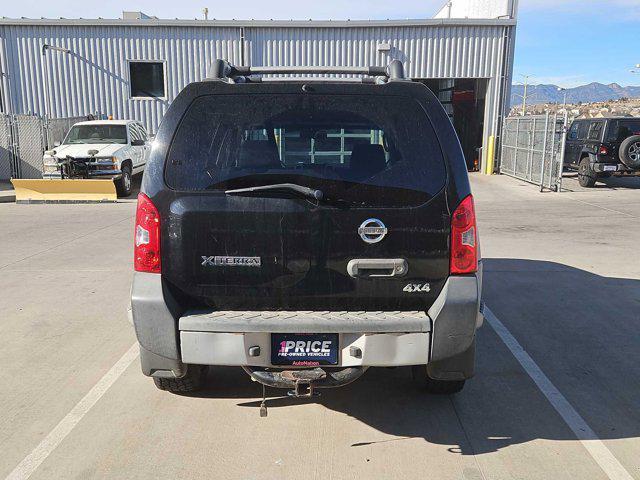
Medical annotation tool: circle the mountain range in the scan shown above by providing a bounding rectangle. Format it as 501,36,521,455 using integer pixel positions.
509,82,640,106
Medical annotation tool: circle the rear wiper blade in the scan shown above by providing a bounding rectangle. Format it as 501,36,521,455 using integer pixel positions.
225,183,324,201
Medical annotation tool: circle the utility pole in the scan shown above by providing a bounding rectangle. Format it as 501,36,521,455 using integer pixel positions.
41,44,71,148
520,74,532,116
510,74,534,116
557,87,567,111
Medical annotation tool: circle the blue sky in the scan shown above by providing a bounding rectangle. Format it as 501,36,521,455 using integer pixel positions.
2,0,639,88
514,0,640,87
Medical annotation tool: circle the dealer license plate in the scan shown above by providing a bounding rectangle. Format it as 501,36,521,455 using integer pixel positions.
271,333,339,366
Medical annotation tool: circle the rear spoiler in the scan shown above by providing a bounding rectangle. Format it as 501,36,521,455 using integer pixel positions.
206,59,407,83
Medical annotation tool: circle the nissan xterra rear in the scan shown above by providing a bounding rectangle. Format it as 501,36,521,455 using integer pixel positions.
131,60,483,409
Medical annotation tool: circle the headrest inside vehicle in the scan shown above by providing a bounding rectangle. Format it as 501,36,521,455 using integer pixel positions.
349,144,386,178
238,140,281,169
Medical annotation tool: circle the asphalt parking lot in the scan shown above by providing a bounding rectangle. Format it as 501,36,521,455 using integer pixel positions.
0,174,638,480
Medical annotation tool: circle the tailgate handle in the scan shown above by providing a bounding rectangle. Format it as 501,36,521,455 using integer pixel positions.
347,259,408,278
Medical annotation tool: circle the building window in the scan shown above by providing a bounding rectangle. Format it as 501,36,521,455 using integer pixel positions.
129,61,165,98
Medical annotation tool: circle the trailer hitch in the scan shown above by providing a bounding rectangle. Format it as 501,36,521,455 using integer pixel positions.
242,366,368,417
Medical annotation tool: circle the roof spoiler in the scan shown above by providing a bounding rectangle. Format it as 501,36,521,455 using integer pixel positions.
206,59,407,82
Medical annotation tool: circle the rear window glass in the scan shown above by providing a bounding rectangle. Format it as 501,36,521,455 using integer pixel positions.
165,94,446,207
607,120,640,142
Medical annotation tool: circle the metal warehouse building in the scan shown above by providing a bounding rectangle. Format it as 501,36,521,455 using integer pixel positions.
0,0,518,174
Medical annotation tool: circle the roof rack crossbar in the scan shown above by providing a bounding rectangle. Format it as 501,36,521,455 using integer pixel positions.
206,59,406,81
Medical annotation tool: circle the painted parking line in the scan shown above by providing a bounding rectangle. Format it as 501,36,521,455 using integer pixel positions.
4,343,139,480
484,306,634,480
5,310,635,480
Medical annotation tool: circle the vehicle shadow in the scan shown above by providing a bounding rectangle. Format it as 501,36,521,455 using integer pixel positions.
186,258,640,455
562,172,640,190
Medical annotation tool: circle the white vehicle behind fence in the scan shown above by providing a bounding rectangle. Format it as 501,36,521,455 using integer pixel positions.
42,120,151,197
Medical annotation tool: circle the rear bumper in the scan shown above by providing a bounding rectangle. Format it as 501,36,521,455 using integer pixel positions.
592,163,619,173
131,268,482,380
181,331,431,367
592,163,639,174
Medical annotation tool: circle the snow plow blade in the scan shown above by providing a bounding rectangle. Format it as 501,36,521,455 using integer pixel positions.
10,179,117,203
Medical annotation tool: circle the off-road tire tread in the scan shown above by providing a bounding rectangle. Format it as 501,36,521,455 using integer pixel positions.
619,134,640,170
153,365,207,393
578,157,597,188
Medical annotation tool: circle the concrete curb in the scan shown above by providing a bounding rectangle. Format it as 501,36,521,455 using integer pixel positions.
0,191,15,203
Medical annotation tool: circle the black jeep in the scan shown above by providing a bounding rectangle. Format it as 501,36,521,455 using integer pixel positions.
564,117,640,187
130,60,483,404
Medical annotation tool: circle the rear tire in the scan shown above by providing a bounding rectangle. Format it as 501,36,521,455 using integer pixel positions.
411,365,466,394
115,164,133,197
153,365,208,393
578,157,597,187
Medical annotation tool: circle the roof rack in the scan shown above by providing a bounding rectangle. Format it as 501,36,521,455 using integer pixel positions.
206,59,407,83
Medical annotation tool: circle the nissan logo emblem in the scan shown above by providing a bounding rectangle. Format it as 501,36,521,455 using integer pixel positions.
358,218,388,244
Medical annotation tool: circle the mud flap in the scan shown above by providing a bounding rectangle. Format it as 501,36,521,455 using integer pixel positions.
427,337,476,381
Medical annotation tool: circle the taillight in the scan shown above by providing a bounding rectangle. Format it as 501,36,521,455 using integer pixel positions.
598,145,609,156
134,193,161,273
450,194,478,275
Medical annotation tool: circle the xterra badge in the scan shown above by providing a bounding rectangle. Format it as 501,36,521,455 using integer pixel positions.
201,256,261,267
358,218,388,244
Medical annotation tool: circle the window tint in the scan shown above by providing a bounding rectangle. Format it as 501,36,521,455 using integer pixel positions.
137,124,149,141
576,122,589,140
165,94,446,207
568,123,580,140
129,62,165,98
129,124,141,141
587,122,603,141
606,120,640,142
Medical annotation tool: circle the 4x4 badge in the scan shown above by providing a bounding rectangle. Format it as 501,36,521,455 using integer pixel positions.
403,283,431,293
358,218,388,244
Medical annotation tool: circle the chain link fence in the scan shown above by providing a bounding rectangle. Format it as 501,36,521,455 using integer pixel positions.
45,116,89,150
499,113,569,192
0,114,101,180
0,115,13,180
14,115,45,179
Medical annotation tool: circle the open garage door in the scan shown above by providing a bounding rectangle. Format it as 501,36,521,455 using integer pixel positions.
416,78,487,171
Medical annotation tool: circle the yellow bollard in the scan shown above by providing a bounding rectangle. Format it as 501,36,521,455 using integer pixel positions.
485,135,495,175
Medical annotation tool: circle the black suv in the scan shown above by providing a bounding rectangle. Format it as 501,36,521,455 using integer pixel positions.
130,60,483,404
564,117,640,187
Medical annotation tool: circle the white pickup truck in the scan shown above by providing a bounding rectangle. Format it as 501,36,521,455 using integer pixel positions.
42,120,151,197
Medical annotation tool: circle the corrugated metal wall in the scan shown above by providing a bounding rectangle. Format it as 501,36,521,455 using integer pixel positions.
0,35,11,113
0,21,514,168
248,25,505,79
0,25,243,132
